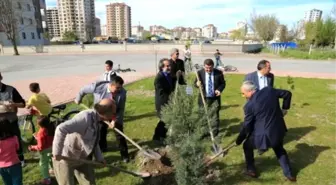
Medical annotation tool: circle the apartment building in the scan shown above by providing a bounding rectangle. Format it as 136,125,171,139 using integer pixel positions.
131,25,144,39
193,28,202,37
46,8,61,38
0,0,44,46
95,17,101,36
150,25,167,35
106,3,131,39
57,0,96,41
202,24,217,38
304,9,323,22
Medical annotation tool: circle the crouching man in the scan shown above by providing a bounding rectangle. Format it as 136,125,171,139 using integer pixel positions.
52,99,116,185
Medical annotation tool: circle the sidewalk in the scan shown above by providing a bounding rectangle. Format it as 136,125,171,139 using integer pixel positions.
13,72,155,115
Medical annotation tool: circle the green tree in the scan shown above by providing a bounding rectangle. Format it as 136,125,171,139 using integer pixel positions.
43,32,52,41
316,17,336,47
229,28,246,42
279,25,289,42
161,84,215,185
62,31,78,41
249,11,280,43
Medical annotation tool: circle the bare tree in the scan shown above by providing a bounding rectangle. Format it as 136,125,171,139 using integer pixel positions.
249,11,280,43
0,0,19,55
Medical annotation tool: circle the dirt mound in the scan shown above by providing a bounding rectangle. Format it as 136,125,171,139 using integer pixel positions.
136,148,176,185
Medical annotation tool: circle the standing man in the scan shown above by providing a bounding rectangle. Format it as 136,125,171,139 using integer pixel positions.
214,49,222,68
236,81,296,181
183,45,192,71
52,99,114,185
244,60,274,90
75,76,129,162
169,48,186,86
153,58,176,142
194,59,226,137
101,60,117,81
0,72,26,166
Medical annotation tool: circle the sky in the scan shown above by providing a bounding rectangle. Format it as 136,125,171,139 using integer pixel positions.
46,0,335,32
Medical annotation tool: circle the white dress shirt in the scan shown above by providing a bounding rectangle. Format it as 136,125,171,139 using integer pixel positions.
205,71,214,97
102,70,117,81
257,71,268,90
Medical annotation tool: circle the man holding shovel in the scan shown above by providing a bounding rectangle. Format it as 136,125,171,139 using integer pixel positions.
194,59,226,137
52,99,115,185
75,76,130,162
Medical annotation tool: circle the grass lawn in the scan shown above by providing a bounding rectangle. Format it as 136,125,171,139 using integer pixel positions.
7,74,336,185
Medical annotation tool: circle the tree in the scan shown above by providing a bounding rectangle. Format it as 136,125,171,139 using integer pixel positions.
43,31,52,41
304,18,336,47
229,28,247,42
0,0,19,55
279,25,288,42
161,83,216,185
249,11,280,43
62,31,78,41
142,30,151,40
85,18,95,42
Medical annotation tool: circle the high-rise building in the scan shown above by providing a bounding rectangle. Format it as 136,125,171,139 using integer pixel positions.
31,0,48,44
46,8,60,38
101,25,107,36
304,9,323,22
0,0,44,46
57,0,96,41
106,3,131,39
95,17,101,36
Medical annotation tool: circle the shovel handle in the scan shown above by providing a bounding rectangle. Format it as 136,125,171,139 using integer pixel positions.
206,142,237,165
195,71,216,143
49,154,143,177
80,104,145,151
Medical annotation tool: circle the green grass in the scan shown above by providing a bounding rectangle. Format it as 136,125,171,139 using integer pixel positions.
7,74,336,185
280,49,336,60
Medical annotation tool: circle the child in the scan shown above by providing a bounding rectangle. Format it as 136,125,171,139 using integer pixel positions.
28,116,54,185
0,118,23,185
26,83,52,116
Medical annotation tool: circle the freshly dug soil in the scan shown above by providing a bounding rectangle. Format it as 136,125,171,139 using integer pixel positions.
137,148,176,185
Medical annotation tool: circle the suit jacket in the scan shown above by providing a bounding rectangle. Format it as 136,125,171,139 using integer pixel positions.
154,72,176,118
244,71,274,90
75,81,126,124
194,68,226,106
237,87,292,150
169,58,186,85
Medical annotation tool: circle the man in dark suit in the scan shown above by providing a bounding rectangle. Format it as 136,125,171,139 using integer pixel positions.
244,60,274,90
169,48,186,86
153,58,176,142
236,81,296,182
194,59,226,136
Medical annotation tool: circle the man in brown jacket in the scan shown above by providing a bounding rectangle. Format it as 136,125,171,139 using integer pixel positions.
52,99,116,185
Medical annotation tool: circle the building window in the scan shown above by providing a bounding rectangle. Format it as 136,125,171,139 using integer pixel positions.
20,17,24,25
22,32,26,39
38,33,41,39
29,19,33,25
17,2,21,9
31,32,35,39
27,4,31,11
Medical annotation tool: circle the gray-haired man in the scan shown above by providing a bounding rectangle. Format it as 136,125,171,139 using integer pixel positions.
169,48,186,86
74,76,129,162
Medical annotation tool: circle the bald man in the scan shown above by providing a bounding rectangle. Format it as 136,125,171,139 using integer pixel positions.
52,99,116,185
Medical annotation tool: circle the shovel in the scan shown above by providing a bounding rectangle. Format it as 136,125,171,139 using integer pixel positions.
195,71,223,155
205,141,237,166
80,104,162,160
48,154,151,179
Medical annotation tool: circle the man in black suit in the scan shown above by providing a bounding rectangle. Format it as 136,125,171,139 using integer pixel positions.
153,58,176,142
194,59,226,136
244,60,274,90
169,48,186,86
236,81,296,182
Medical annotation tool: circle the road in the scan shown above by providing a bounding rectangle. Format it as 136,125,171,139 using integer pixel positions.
0,53,335,83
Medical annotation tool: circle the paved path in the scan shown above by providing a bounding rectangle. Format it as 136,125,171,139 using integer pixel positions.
0,53,335,115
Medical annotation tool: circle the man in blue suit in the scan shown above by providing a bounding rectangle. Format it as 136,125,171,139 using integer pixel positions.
236,81,296,182
244,60,274,90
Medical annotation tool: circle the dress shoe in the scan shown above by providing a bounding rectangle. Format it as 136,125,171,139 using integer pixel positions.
286,176,297,182
245,170,257,178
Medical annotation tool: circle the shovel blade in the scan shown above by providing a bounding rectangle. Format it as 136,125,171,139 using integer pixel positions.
143,150,161,160
211,144,222,155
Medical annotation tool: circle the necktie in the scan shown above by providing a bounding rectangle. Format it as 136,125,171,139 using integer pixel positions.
208,73,213,97
105,72,109,81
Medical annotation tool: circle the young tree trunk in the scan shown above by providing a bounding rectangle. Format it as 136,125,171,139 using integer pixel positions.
11,39,19,55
